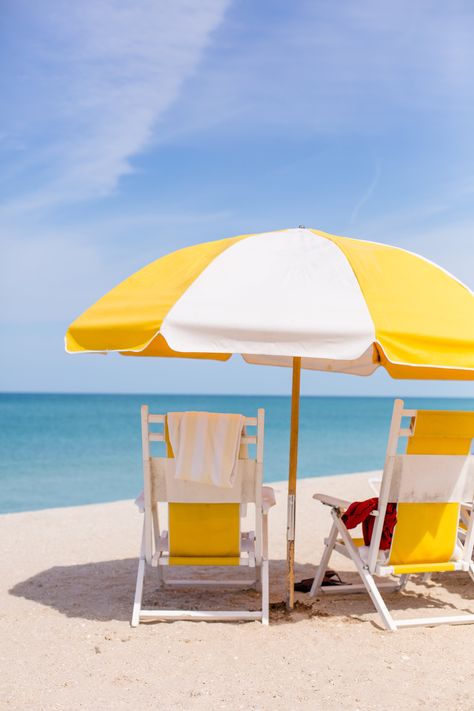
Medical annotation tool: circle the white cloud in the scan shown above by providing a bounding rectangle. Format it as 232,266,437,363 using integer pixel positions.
1,0,230,210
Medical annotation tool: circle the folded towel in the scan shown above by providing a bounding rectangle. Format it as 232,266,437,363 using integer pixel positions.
167,411,245,488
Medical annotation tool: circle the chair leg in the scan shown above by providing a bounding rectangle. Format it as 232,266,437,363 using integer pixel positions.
469,560,474,583
358,566,397,632
309,522,338,597
156,563,163,588
261,559,269,625
398,574,409,591
261,512,269,625
335,514,397,632
254,565,262,592
131,526,146,627
131,555,145,627
152,505,161,551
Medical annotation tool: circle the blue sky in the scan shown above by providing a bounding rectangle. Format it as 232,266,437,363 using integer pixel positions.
1,0,473,396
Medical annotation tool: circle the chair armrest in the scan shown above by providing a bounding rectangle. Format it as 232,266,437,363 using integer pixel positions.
134,490,145,513
313,493,351,510
262,486,276,513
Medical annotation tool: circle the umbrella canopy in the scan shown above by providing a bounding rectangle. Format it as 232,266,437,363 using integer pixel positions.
66,227,474,607
67,227,473,377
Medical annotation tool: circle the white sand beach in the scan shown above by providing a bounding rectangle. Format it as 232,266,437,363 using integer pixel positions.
2,472,474,711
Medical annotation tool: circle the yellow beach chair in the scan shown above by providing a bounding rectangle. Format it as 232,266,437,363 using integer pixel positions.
309,399,474,631
132,407,275,626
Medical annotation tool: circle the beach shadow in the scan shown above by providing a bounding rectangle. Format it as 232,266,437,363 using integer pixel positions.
9,557,312,623
285,562,474,628
9,558,139,622
420,571,474,601
11,556,472,627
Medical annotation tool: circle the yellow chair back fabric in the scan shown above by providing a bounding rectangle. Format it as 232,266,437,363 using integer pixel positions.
406,410,474,455
168,502,240,565
387,410,474,572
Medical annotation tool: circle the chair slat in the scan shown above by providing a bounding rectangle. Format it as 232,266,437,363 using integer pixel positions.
148,414,165,423
147,413,256,426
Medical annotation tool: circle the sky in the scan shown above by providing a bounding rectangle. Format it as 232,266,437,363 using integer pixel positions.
1,0,474,397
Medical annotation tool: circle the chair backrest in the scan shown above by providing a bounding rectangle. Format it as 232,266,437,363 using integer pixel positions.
140,407,264,564
368,400,474,572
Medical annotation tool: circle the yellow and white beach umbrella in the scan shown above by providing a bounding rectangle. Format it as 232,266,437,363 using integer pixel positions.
66,227,474,607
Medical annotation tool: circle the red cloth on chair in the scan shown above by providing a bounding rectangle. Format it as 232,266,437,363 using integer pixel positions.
341,497,397,550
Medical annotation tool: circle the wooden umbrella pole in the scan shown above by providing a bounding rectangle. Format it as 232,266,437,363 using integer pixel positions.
286,356,301,610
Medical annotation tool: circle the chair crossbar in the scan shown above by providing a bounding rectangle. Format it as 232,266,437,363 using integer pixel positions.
395,614,474,629
334,542,352,559
318,582,401,595
149,432,165,442
159,578,257,588
147,414,257,426
376,560,468,576
148,414,165,423
138,609,263,622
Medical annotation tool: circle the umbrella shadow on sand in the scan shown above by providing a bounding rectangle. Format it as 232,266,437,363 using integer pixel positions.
7,558,315,623
9,557,473,627
9,558,139,622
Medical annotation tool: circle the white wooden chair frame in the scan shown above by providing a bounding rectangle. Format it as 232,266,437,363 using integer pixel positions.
132,407,275,626
309,399,474,632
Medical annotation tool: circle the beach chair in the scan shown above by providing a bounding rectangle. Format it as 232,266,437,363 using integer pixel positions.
309,399,474,631
132,407,275,626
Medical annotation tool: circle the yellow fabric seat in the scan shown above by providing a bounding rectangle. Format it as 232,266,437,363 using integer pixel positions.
388,502,460,567
168,502,240,566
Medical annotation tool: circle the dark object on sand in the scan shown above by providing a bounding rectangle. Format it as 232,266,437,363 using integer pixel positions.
294,570,347,592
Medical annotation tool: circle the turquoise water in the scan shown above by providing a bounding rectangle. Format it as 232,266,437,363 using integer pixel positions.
1,393,473,513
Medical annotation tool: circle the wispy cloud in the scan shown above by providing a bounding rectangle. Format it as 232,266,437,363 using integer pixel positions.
350,160,382,225
0,0,230,210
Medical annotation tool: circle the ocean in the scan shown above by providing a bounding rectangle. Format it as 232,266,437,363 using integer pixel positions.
1,393,473,514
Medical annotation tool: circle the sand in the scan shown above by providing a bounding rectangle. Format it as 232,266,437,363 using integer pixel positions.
1,472,474,711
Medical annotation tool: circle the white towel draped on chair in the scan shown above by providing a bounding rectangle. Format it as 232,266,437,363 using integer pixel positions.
167,411,246,488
